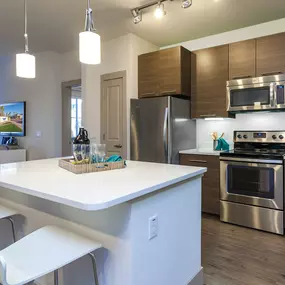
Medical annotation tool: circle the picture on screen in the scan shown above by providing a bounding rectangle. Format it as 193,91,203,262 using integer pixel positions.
0,102,26,136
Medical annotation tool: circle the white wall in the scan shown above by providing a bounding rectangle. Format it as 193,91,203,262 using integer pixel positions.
61,51,81,82
82,33,158,158
0,50,81,160
163,17,285,147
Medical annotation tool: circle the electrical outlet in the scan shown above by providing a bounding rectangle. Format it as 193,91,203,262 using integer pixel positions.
149,215,158,240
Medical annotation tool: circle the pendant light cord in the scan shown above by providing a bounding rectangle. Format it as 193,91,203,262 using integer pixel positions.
24,0,29,53
85,0,95,32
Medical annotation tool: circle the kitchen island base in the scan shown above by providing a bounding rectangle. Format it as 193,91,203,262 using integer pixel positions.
0,176,202,285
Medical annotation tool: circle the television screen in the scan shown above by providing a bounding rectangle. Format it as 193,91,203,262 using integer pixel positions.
0,102,26,137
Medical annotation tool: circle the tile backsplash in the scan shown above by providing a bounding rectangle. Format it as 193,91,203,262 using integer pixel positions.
196,112,285,148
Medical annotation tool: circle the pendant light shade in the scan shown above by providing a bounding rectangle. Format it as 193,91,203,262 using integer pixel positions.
16,0,36,79
16,53,36,78
79,31,101,65
79,0,101,65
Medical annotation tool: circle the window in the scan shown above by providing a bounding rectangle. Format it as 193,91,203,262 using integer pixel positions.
71,98,82,138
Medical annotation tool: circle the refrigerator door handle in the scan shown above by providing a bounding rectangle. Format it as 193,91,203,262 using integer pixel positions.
163,107,168,162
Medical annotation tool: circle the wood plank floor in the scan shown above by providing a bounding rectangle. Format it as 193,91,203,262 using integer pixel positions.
202,214,285,285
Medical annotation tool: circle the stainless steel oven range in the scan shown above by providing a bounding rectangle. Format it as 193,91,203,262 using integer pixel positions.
220,131,285,235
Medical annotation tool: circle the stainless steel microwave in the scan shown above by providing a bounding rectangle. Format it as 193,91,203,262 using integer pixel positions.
227,74,285,112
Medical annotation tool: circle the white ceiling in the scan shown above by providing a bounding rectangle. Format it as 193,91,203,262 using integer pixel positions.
1,0,285,54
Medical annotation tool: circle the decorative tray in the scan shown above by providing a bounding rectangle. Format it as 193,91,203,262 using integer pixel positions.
59,158,126,174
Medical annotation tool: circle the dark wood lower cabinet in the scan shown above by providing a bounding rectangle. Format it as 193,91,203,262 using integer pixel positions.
180,154,220,215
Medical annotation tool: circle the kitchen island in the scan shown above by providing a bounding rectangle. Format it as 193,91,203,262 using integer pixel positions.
0,158,206,285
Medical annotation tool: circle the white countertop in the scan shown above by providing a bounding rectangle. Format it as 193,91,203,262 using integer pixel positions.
179,148,225,156
0,158,206,211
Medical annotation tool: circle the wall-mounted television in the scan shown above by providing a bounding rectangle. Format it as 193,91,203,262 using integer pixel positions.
0,102,26,137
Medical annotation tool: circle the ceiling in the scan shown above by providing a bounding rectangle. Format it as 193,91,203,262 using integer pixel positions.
1,0,285,54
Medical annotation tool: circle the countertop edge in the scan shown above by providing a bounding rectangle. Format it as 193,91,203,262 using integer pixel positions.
179,149,222,156
0,167,206,211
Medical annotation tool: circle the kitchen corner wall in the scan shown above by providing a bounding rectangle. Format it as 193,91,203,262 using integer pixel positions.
0,50,81,160
82,33,159,158
196,113,285,148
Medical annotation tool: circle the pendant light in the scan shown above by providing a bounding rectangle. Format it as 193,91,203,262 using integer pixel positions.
79,0,101,65
16,0,36,79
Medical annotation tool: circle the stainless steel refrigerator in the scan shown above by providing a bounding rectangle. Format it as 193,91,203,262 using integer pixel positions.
130,96,196,164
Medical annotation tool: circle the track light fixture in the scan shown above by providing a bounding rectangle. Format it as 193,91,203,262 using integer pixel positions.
154,2,166,19
181,0,192,9
131,9,142,24
131,0,193,24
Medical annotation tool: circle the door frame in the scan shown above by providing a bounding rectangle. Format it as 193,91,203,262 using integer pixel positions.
61,79,81,156
100,71,127,159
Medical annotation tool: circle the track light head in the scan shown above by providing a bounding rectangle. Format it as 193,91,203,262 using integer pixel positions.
154,2,166,19
181,0,192,9
131,9,142,24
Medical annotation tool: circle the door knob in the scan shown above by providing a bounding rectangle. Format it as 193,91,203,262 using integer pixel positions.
114,144,122,148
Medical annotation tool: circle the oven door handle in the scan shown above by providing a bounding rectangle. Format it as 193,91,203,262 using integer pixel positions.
220,156,283,165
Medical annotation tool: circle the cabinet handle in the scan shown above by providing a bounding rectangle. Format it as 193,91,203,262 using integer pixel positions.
199,114,216,118
188,159,207,163
232,75,252,80
160,90,176,95
261,72,283,76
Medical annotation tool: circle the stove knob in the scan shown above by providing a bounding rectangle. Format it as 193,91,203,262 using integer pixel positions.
279,135,284,140
237,134,242,139
272,135,277,139
243,135,248,139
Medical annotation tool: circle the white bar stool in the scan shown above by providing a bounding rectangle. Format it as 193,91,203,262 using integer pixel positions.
0,225,102,285
0,205,18,242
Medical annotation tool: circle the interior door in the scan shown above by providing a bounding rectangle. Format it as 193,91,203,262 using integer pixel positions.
130,97,168,163
101,77,124,157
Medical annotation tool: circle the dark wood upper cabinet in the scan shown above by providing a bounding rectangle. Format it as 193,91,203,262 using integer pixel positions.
229,39,256,80
138,46,192,98
192,45,232,119
256,33,285,76
138,51,160,98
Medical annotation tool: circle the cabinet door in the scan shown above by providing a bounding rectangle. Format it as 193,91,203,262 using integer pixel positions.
159,47,182,95
229,39,256,80
138,51,160,98
180,154,220,215
192,45,230,118
256,33,285,76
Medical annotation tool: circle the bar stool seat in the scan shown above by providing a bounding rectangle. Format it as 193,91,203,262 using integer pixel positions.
0,225,102,285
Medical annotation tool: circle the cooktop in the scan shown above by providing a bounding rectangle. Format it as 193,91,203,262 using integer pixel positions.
220,131,285,160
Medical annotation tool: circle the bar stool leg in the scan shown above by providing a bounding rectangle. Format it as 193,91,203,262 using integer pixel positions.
6,217,16,242
54,269,59,285
88,253,99,285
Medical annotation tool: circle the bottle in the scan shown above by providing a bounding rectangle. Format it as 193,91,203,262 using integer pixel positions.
73,127,90,162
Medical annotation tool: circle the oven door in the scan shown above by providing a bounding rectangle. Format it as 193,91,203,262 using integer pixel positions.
220,158,283,210
227,82,274,112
